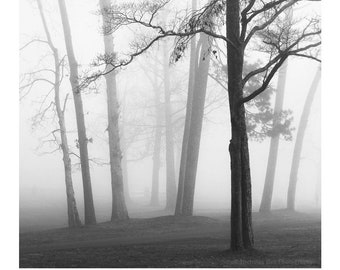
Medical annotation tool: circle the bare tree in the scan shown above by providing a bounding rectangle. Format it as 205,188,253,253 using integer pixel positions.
20,0,82,228
58,0,96,225
99,0,129,221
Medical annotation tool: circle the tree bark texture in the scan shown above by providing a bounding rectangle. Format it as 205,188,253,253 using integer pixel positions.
58,0,96,225
227,0,254,250
287,65,321,210
259,60,288,213
100,0,129,221
37,0,81,228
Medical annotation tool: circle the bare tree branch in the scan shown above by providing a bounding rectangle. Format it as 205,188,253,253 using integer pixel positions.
20,38,49,51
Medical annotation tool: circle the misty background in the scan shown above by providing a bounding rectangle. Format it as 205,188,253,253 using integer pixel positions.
19,0,320,232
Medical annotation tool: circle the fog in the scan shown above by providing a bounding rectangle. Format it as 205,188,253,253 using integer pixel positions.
19,0,320,233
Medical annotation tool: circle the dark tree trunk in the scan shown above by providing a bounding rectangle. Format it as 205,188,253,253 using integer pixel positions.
163,41,177,211
100,0,129,221
150,76,162,206
227,0,254,250
259,60,288,213
180,34,211,216
37,0,81,228
287,66,321,211
175,0,198,216
240,126,254,249
58,0,96,225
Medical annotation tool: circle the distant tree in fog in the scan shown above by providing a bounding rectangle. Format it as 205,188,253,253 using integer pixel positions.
20,0,82,228
287,65,320,211
176,33,211,216
175,0,198,216
259,60,290,213
58,0,96,225
120,96,132,204
99,0,129,221
149,65,163,207
86,0,320,251
125,50,187,208
162,39,178,211
259,8,293,213
131,40,225,210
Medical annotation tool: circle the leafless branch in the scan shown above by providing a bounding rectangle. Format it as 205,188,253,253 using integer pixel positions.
20,38,49,51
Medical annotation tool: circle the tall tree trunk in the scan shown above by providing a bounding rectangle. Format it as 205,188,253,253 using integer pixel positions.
58,0,96,225
150,74,162,206
120,100,131,204
227,0,254,250
163,41,177,211
287,65,321,211
121,145,130,203
175,0,198,216
175,144,182,182
37,0,81,228
100,0,129,221
180,34,211,216
259,60,289,213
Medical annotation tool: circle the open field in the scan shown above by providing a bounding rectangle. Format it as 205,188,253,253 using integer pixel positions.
20,210,321,267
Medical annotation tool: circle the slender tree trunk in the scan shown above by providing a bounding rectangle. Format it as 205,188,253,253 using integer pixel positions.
175,144,181,182
175,0,198,215
100,0,129,221
37,0,81,228
58,96,82,228
180,34,211,216
150,76,162,206
58,0,96,225
120,101,131,204
163,41,177,211
287,66,321,211
56,64,82,228
150,132,162,206
121,146,130,203
259,60,288,213
227,0,254,250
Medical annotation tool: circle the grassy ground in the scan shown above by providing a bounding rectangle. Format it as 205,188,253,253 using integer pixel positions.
19,210,321,267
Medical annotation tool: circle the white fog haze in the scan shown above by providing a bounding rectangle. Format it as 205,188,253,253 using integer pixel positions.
17,0,325,267
20,0,320,232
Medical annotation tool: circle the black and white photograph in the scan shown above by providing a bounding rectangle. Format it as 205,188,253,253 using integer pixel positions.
2,0,336,268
